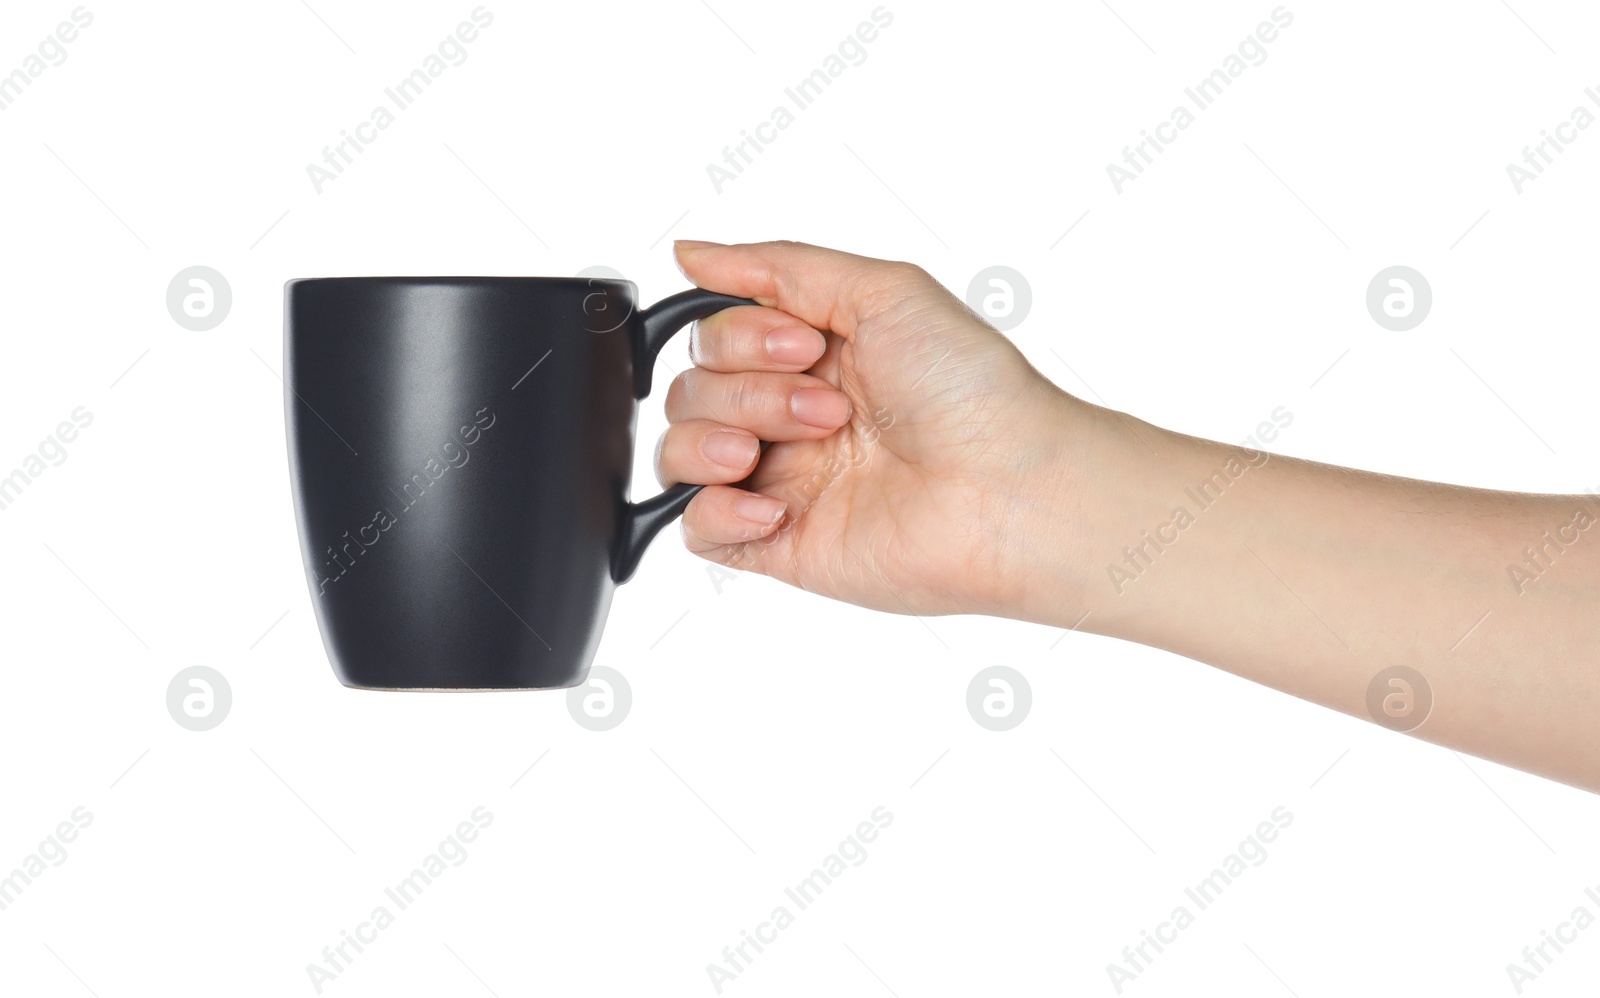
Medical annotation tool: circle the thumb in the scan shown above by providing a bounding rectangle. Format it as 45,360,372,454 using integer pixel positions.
673,239,930,339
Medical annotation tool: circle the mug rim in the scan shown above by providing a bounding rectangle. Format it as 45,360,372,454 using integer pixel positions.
284,276,637,292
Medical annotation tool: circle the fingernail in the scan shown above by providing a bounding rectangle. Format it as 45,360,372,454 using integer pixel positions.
674,239,724,251
701,430,758,469
791,388,852,428
766,326,825,366
734,493,786,526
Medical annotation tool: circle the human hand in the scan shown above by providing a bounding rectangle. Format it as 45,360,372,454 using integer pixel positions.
659,240,1087,618
662,241,1600,792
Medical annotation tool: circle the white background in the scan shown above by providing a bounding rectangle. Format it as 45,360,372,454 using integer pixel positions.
1,0,1597,995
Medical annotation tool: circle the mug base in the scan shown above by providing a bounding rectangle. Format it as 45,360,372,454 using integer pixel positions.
340,681,586,692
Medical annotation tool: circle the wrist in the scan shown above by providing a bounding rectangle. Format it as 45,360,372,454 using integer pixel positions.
983,387,1167,628
1003,391,1255,639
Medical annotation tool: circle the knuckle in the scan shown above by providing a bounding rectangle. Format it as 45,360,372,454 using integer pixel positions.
653,438,672,486
888,260,928,281
679,506,717,553
664,370,696,416
885,260,934,290
688,315,724,365
728,371,781,418
855,261,936,325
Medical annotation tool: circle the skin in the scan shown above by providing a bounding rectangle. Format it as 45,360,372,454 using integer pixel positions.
659,239,1600,793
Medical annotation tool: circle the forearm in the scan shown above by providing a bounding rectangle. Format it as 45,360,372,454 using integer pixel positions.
1025,400,1600,791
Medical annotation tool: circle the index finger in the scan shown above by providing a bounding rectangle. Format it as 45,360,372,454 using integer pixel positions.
672,239,929,340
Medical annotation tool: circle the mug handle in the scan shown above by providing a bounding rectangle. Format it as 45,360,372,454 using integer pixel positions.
612,288,759,583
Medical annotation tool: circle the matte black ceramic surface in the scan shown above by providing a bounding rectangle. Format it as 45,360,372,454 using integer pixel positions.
284,278,752,690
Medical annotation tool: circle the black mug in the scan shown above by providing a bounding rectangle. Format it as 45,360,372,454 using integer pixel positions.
283,277,754,690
